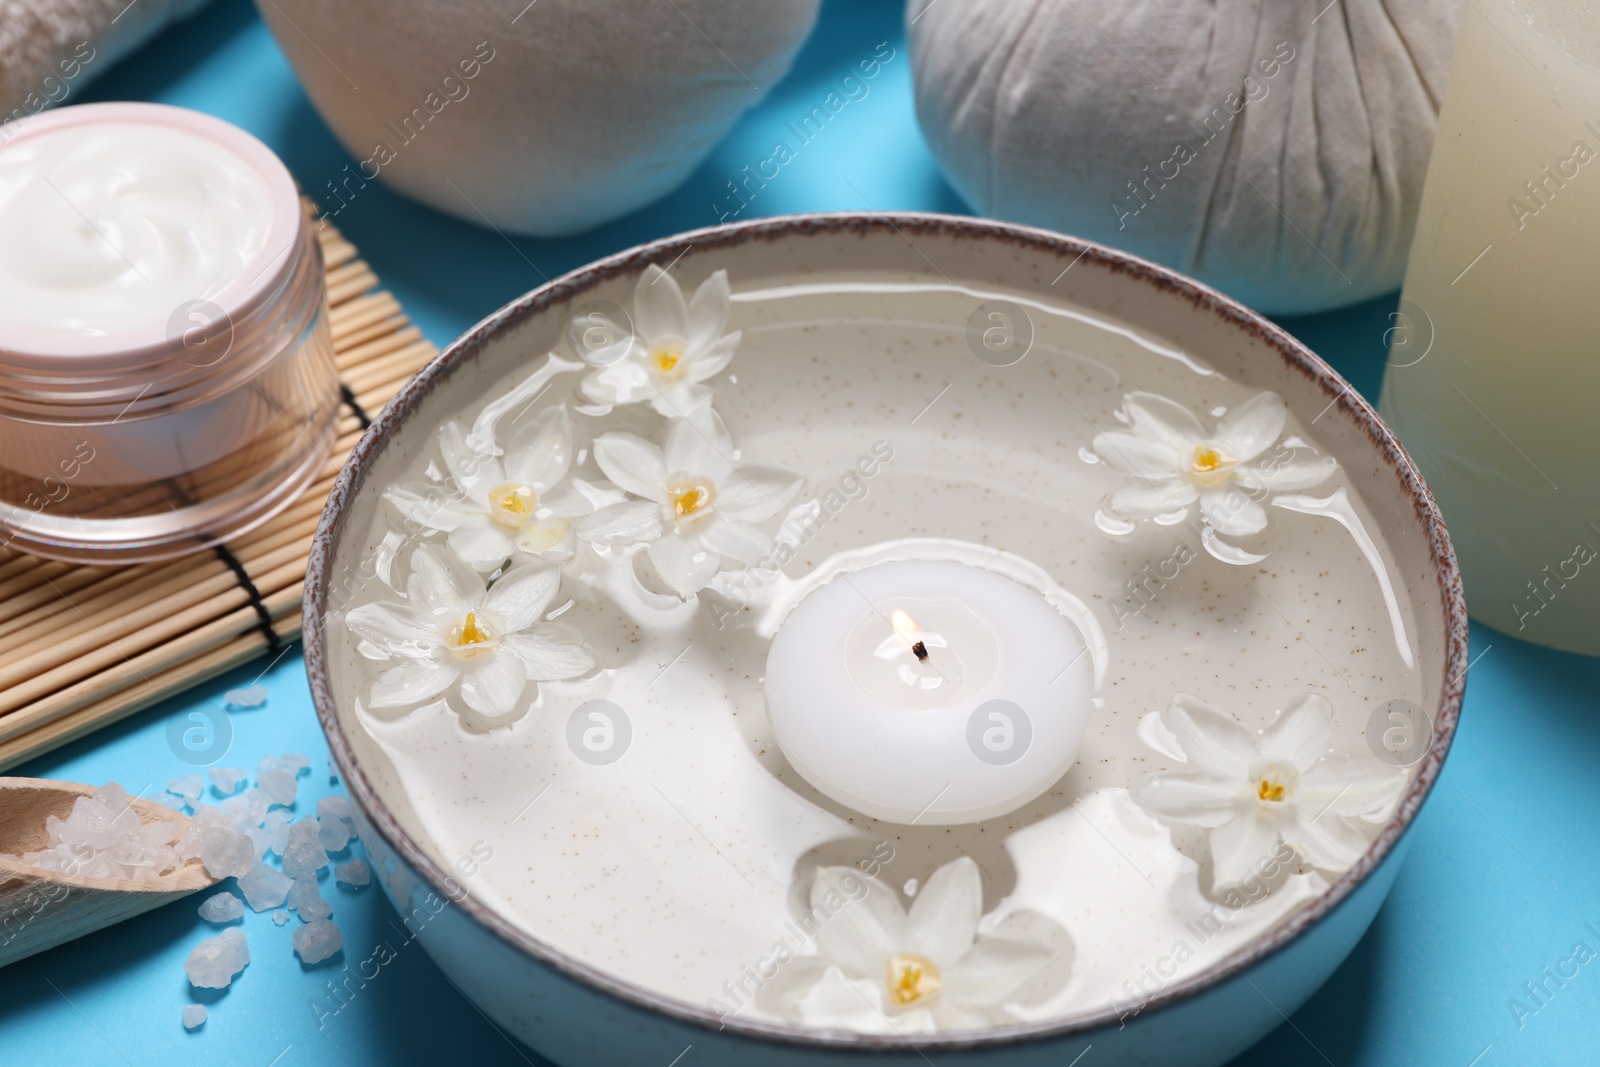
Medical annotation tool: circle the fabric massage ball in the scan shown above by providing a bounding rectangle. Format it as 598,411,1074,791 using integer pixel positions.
907,0,1466,314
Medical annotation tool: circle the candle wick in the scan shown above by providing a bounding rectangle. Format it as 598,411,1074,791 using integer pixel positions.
911,640,928,662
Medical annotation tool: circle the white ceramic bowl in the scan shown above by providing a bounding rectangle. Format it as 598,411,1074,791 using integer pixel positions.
305,214,1466,1066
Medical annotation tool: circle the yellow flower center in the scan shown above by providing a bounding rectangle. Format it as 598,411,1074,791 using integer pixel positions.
650,339,686,375
447,611,495,653
666,475,716,524
1258,777,1287,802
1191,446,1226,473
488,482,538,528
886,954,941,1007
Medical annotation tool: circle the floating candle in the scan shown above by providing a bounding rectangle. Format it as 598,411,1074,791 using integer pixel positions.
764,560,1093,825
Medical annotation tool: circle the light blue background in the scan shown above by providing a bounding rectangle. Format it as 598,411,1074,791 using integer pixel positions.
3,2,1597,1064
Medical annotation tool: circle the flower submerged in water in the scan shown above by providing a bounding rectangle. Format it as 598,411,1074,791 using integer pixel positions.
579,265,740,416
1091,390,1336,539
577,408,802,597
764,857,1062,1032
1134,693,1406,893
346,546,593,719
383,405,591,569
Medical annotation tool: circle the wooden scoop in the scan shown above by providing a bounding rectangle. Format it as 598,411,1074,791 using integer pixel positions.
0,777,217,968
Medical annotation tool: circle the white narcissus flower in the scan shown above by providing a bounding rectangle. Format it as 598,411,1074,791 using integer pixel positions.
383,405,590,569
578,265,739,416
767,858,1059,1032
1134,694,1407,892
346,546,593,718
1092,390,1337,537
577,409,802,598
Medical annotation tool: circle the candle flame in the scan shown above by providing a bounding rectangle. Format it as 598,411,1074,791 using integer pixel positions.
891,609,920,643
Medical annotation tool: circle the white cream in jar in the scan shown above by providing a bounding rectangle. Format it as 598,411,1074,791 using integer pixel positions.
0,122,273,339
0,103,338,563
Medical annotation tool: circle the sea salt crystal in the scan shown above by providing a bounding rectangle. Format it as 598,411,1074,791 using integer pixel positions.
184,928,249,988
182,1004,207,1030
219,789,270,832
257,767,297,807
316,795,353,823
191,823,255,880
197,892,244,923
280,752,312,774
9,781,187,882
334,859,370,887
292,919,342,964
288,876,332,920
281,818,328,879
224,684,268,708
209,767,246,795
166,773,203,803
272,909,290,926
317,815,351,852
237,863,293,911
262,811,291,855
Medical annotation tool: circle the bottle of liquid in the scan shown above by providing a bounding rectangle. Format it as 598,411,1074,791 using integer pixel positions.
1381,0,1600,653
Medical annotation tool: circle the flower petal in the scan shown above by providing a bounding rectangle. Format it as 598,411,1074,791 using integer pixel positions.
347,602,439,654
943,936,1057,1006
538,484,595,519
1213,391,1287,462
438,419,501,498
1134,773,1246,828
1092,431,1185,479
457,649,528,716
406,546,478,615
503,404,574,488
592,432,666,499
810,866,905,977
1298,757,1407,820
634,264,688,342
1281,807,1371,872
1107,480,1198,519
580,359,654,407
906,857,983,968
1260,693,1334,770
1209,811,1282,891
664,408,737,482
1200,488,1268,537
789,966,894,1033
503,625,594,681
445,518,518,571
1163,695,1256,778
514,518,576,561
1123,391,1205,450
697,518,775,567
578,500,666,545
685,330,739,381
482,563,560,631
686,269,732,350
1237,452,1339,493
717,464,804,524
384,485,482,533
369,660,457,708
649,380,715,418
647,530,723,596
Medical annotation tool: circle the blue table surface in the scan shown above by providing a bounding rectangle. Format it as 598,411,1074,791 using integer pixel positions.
4,2,1597,1065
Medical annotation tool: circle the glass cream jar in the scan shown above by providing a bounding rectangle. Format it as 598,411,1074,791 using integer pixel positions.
0,102,338,563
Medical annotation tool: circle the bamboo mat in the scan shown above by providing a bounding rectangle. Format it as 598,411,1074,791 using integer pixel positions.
0,205,437,771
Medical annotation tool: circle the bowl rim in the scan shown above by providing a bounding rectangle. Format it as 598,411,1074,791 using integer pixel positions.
303,211,1468,1052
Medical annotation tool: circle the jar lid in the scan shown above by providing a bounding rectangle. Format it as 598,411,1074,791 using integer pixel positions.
0,103,303,383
